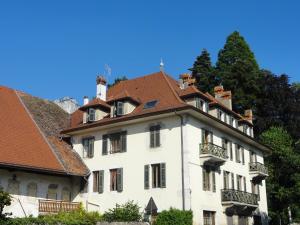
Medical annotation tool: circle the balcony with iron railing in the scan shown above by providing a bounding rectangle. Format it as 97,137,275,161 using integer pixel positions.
199,143,227,166
221,189,258,207
249,162,268,183
39,200,81,214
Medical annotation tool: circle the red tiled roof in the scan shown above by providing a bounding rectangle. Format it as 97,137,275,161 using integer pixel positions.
79,98,110,110
0,86,89,176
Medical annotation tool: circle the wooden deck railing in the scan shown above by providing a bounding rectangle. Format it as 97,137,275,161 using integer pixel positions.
39,200,80,214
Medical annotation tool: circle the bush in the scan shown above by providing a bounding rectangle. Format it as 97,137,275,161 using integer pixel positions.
0,207,102,225
154,208,193,225
0,187,12,219
102,201,142,222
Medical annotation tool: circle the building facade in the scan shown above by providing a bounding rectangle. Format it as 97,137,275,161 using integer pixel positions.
62,72,270,225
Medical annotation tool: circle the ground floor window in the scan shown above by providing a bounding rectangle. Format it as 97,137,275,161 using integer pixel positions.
238,216,248,225
203,210,215,225
110,168,123,192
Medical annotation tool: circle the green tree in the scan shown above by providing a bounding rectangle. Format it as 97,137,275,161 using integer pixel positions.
189,49,219,93
0,187,11,219
108,76,128,88
216,31,261,113
260,127,300,224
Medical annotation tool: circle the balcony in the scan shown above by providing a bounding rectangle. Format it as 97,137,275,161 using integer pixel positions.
249,162,268,183
221,189,258,215
39,200,81,214
199,143,227,166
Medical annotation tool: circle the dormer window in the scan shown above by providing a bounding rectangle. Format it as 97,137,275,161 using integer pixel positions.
195,97,204,110
116,102,124,116
88,108,96,122
217,109,223,121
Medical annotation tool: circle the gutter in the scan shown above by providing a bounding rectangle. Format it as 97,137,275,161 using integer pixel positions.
174,111,185,211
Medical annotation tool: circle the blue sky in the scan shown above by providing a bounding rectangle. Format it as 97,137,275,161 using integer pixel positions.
0,0,299,103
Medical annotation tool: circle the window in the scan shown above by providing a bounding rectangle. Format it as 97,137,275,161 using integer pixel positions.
93,170,104,193
237,175,242,191
231,173,235,189
251,182,260,200
110,168,123,192
222,138,229,157
202,129,213,145
62,187,71,201
229,141,233,161
238,216,249,225
217,109,223,120
116,102,124,116
223,171,230,189
195,97,204,110
249,151,257,163
47,184,58,200
7,179,19,195
203,168,210,191
151,163,166,188
150,125,160,148
229,116,233,126
203,211,215,225
102,131,127,154
144,100,158,109
27,182,37,197
82,137,94,158
235,144,241,163
88,108,96,121
243,177,247,192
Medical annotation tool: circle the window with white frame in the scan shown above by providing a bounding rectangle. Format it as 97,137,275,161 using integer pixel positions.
82,137,95,158
116,101,124,116
203,211,215,225
150,125,160,148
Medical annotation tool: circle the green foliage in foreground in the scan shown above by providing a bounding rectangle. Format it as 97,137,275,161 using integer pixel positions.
0,208,102,225
102,201,142,222
154,208,193,225
0,187,12,219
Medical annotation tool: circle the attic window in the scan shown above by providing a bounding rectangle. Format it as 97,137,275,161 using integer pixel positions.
144,100,158,109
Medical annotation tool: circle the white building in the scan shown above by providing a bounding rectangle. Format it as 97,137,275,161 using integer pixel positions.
61,72,270,225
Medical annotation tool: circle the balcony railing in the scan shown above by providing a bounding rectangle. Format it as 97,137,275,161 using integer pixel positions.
199,143,227,160
221,189,258,206
249,162,268,175
39,200,80,214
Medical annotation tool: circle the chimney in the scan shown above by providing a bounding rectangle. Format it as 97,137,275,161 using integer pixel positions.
244,109,253,123
96,75,107,101
179,73,195,89
83,96,89,105
214,85,232,110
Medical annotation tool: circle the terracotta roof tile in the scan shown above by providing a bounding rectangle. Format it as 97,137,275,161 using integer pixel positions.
79,98,110,110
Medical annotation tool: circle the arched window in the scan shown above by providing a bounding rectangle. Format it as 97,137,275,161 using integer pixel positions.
27,182,37,197
47,184,58,200
7,179,19,195
62,187,71,201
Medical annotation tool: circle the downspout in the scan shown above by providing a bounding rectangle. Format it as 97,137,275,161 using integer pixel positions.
175,111,185,211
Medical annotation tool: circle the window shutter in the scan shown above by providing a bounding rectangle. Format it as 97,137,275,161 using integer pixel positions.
209,132,213,143
98,170,104,193
231,173,234,189
117,168,123,192
156,126,160,146
83,112,88,124
241,147,245,164
150,128,155,148
88,138,94,158
243,177,246,192
222,138,226,149
102,135,108,155
235,144,239,162
144,165,149,189
201,129,205,144
212,171,216,192
202,169,206,190
229,142,233,160
121,131,127,152
160,163,166,188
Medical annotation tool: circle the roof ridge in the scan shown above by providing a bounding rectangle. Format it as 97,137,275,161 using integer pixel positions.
161,71,185,104
15,90,67,174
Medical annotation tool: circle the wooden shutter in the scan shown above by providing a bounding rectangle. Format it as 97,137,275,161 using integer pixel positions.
235,144,239,162
203,169,206,190
223,171,226,189
241,147,245,164
121,131,127,152
155,126,160,147
212,171,216,192
160,163,166,188
88,138,94,158
98,170,104,194
229,142,233,160
117,168,123,192
83,112,88,124
102,135,108,155
201,129,205,144
243,177,246,192
150,127,155,148
231,173,234,189
144,165,149,189
209,132,213,143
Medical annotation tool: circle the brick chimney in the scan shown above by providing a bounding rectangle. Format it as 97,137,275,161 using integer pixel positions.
179,73,196,89
244,109,253,123
96,75,107,101
214,85,232,110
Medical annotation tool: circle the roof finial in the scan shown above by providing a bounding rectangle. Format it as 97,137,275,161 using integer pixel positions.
160,58,164,72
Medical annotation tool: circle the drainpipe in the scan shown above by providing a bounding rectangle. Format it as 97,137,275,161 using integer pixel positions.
175,111,185,211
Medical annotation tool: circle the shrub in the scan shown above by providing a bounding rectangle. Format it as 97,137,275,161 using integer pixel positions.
0,207,102,225
102,201,142,222
0,187,12,219
154,208,193,225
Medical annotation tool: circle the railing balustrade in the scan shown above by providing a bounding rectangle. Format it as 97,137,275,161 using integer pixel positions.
221,189,258,206
39,200,80,214
249,162,268,175
199,143,227,160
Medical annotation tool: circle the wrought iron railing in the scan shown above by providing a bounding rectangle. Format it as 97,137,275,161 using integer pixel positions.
221,189,258,206
249,162,268,175
39,200,80,214
199,143,227,160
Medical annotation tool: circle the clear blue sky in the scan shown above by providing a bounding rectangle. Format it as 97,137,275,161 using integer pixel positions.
0,0,299,103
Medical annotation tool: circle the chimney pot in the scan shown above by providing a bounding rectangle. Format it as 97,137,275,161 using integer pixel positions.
83,96,89,105
214,85,224,94
96,75,107,101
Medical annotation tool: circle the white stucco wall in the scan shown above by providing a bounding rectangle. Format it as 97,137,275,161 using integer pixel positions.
0,169,80,217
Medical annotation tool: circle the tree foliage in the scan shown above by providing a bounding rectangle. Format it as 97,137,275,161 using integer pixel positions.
216,31,262,113
108,76,128,88
154,208,193,225
0,188,11,219
189,49,219,93
260,127,300,224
